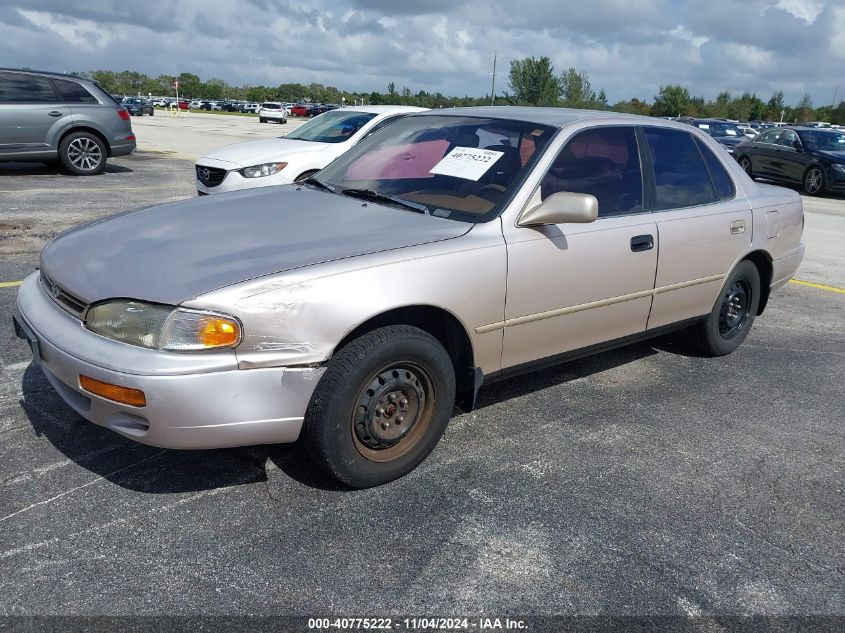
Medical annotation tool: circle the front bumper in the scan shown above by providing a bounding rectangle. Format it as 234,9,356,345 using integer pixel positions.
196,169,294,195
14,272,323,449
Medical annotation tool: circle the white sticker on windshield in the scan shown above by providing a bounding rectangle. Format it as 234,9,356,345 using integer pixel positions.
698,124,710,130
429,147,504,181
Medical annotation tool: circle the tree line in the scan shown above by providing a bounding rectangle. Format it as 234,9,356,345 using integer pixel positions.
76,63,845,124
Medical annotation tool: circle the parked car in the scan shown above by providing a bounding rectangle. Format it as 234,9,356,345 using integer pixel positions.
737,125,758,139
290,103,312,117
679,118,746,154
0,68,136,175
14,107,804,487
196,105,426,194
151,98,169,107
734,126,845,195
122,97,154,116
258,102,288,124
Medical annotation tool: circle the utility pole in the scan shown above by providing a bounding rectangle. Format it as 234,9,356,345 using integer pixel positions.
833,85,839,108
490,53,497,106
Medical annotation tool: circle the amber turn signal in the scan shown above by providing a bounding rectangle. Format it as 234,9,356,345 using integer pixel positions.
79,375,146,407
198,317,239,348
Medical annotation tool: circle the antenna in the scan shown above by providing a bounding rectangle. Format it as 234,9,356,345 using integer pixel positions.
490,53,497,106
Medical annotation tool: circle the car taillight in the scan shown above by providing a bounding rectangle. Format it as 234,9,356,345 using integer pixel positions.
117,108,130,121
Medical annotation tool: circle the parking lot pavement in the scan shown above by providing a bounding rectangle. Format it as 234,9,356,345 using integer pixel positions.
0,121,843,618
132,112,308,160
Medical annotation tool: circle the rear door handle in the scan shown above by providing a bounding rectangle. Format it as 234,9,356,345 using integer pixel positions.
730,219,746,234
630,234,654,252
48,111,63,117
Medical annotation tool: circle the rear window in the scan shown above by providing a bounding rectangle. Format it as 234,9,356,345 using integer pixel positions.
0,72,58,103
695,138,735,200
53,79,98,104
644,127,717,210
262,103,281,109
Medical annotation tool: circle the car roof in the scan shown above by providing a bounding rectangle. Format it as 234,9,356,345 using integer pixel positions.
341,105,429,115
402,105,698,131
0,67,94,83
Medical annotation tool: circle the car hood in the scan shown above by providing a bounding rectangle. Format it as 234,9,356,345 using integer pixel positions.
40,186,471,306
199,138,334,167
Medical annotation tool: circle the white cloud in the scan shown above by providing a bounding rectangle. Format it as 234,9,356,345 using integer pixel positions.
773,0,824,22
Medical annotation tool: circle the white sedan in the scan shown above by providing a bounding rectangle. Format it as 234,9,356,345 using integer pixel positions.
195,105,427,195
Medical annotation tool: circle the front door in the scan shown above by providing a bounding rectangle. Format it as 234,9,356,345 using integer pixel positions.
500,125,657,370
0,72,70,154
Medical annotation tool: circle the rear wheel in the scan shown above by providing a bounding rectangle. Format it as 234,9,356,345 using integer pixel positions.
259,117,266,123
803,166,824,195
739,156,752,176
303,325,456,488
58,131,107,176
689,260,760,356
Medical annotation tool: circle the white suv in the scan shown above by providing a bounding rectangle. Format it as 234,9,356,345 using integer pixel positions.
258,102,288,124
195,105,426,194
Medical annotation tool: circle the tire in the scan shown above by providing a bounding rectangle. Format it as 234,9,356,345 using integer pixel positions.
803,165,825,196
738,156,752,176
303,325,456,488
58,131,107,176
689,260,761,357
259,118,266,123
149,109,154,116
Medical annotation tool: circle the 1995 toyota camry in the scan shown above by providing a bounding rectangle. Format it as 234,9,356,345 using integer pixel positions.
14,107,805,488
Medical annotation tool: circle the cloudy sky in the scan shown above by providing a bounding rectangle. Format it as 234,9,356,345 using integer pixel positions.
1,0,843,106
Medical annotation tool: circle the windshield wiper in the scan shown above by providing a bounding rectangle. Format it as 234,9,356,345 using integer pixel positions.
300,176,336,193
341,188,429,214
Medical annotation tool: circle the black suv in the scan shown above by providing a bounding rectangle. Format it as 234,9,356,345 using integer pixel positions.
121,97,154,116
0,68,136,175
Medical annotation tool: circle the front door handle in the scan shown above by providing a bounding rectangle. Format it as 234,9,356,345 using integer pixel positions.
730,219,746,234
630,234,654,252
48,111,63,117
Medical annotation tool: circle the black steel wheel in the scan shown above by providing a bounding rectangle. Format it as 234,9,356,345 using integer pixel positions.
803,166,824,195
303,325,455,488
689,260,760,356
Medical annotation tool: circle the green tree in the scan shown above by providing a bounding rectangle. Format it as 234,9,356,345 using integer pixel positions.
651,85,694,117
596,88,608,109
560,67,595,108
507,56,562,106
766,90,786,121
796,93,814,122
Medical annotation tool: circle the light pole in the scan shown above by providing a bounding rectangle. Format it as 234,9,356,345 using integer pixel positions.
490,53,497,106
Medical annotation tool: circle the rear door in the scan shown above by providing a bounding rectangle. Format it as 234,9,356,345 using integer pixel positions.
500,125,658,369
749,129,782,179
773,130,811,184
642,127,752,329
0,72,70,154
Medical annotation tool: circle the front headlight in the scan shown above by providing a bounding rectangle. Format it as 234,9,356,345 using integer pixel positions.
240,162,287,178
85,301,241,351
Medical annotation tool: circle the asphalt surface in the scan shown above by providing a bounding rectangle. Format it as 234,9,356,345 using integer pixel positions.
0,118,843,623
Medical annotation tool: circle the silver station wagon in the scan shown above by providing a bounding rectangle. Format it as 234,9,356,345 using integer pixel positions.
14,107,805,488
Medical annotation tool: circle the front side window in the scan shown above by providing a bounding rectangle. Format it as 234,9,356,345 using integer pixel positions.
757,130,782,144
778,130,801,149
644,127,716,210
285,111,378,143
0,72,58,103
797,130,845,151
539,126,643,217
316,115,555,222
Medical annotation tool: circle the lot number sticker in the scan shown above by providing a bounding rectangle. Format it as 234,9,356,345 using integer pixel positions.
429,147,504,181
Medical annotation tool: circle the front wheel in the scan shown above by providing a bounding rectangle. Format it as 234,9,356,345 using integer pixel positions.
303,325,456,488
689,260,760,357
738,156,752,176
259,118,266,123
803,166,825,196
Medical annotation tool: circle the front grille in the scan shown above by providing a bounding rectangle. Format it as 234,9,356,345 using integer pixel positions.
196,164,228,187
40,272,87,318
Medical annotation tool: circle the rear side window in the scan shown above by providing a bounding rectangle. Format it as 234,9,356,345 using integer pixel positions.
53,79,98,103
757,130,781,144
540,126,643,217
694,138,735,200
644,127,716,210
0,72,58,103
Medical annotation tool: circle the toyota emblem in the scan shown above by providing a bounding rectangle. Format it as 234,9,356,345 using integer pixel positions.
49,280,61,298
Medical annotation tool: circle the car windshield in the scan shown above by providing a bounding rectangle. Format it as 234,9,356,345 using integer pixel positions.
698,122,742,137
315,115,556,223
284,111,378,143
798,130,845,151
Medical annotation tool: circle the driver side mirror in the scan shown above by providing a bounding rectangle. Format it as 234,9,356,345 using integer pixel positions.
517,191,598,227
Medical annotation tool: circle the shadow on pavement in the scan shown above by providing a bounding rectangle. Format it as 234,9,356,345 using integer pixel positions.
0,162,133,176
19,338,676,494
